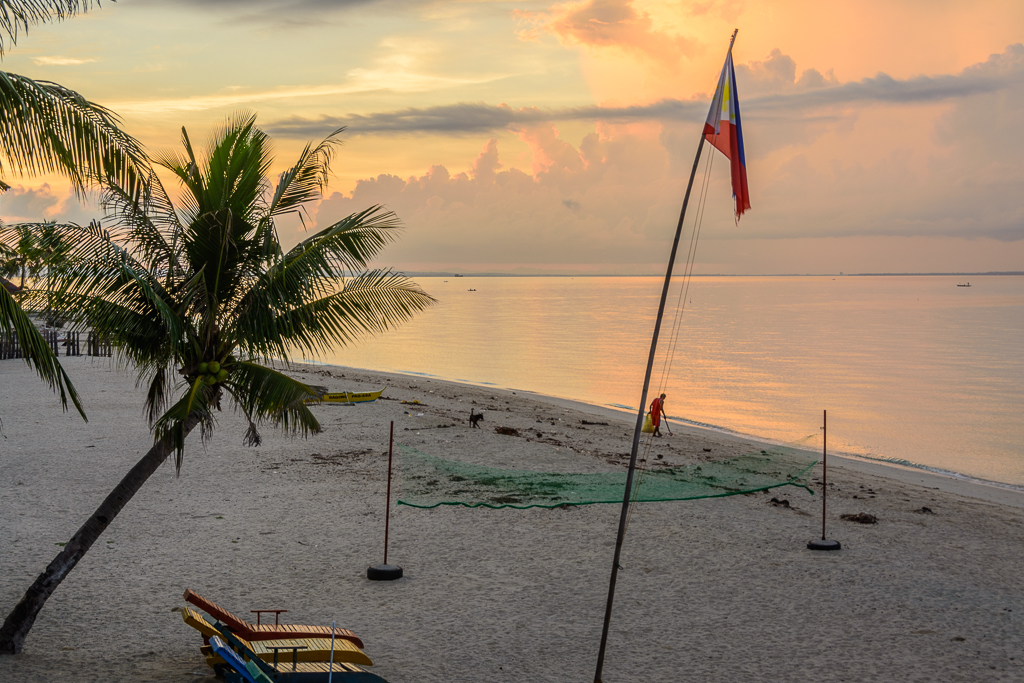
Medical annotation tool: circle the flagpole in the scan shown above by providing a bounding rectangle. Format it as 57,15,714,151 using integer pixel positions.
593,29,739,683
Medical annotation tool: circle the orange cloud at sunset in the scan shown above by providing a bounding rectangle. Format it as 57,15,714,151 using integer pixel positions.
266,37,1024,274
516,0,1024,106
517,0,699,65
1,0,1021,274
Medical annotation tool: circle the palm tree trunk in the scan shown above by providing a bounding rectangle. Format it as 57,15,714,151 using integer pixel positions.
0,415,199,654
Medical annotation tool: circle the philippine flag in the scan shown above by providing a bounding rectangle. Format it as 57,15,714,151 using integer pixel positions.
704,52,751,220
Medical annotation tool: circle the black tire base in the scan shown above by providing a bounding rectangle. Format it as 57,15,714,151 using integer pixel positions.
367,564,404,580
807,539,842,551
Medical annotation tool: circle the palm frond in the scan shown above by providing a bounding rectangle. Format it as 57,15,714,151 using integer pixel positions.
203,112,272,221
41,220,200,366
0,71,148,198
100,172,183,280
152,377,217,473
141,364,170,426
284,205,403,275
0,1,102,56
265,127,344,222
227,205,404,333
237,269,435,360
223,361,320,446
152,134,202,227
0,283,85,418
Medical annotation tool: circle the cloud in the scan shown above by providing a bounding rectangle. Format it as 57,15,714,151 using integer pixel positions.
304,127,686,271
107,37,505,115
0,185,101,225
266,101,707,137
128,0,412,26
734,48,839,97
265,44,1024,137
109,78,497,116
0,185,61,220
32,56,97,66
284,44,1024,274
149,0,371,5
515,0,698,66
753,43,1024,112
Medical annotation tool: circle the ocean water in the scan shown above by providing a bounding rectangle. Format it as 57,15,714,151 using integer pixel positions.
313,275,1024,488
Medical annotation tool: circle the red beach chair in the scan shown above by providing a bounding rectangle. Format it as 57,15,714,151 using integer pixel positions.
183,589,364,649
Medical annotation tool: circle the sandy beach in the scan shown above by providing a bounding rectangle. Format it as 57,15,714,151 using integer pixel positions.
1,356,1022,682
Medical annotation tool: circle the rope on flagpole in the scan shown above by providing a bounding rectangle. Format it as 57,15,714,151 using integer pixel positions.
625,144,717,535
592,28,742,683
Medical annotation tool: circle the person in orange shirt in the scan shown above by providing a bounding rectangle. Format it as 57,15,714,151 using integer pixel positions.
650,393,668,437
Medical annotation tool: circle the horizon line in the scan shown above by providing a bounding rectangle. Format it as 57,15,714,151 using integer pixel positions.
397,271,1024,278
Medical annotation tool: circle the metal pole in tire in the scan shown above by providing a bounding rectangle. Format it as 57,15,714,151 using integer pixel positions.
368,421,404,579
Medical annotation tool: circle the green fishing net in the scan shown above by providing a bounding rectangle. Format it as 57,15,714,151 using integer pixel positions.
396,444,818,509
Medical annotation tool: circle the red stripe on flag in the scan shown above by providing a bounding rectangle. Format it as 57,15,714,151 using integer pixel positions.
704,121,750,219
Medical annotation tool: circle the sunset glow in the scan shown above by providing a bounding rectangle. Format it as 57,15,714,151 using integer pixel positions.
2,0,1022,274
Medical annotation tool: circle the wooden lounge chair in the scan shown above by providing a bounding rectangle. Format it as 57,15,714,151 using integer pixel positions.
181,608,373,668
183,589,364,649
213,623,389,683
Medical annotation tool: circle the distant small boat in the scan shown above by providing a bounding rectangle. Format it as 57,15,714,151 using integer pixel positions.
468,288,476,291
957,283,971,287
307,388,386,405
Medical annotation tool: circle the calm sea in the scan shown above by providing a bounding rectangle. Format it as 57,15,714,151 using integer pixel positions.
312,275,1024,488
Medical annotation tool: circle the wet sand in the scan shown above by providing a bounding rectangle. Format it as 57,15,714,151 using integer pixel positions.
1,357,1022,682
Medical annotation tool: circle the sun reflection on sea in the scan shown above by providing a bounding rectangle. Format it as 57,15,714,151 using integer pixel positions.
310,275,1024,486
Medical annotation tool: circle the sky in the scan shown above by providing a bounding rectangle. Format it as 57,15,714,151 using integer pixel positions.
1,0,1023,274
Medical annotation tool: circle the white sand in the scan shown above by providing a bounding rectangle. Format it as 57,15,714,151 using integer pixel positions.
1,356,1022,682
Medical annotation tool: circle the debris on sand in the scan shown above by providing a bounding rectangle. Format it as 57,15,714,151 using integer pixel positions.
495,426,521,436
841,512,878,524
770,497,791,508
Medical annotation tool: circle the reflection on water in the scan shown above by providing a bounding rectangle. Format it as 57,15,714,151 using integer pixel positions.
314,275,1024,486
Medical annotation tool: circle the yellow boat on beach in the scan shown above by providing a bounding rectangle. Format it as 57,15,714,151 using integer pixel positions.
310,388,386,404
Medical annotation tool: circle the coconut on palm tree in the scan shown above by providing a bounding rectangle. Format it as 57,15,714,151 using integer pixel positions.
0,113,435,653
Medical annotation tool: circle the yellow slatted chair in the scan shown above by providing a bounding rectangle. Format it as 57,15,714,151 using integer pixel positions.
183,588,363,648
182,607,373,668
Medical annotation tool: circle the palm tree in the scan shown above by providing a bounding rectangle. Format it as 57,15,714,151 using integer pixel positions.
0,222,43,287
0,219,81,418
0,113,435,654
0,1,150,423
0,260,82,418
0,221,73,288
